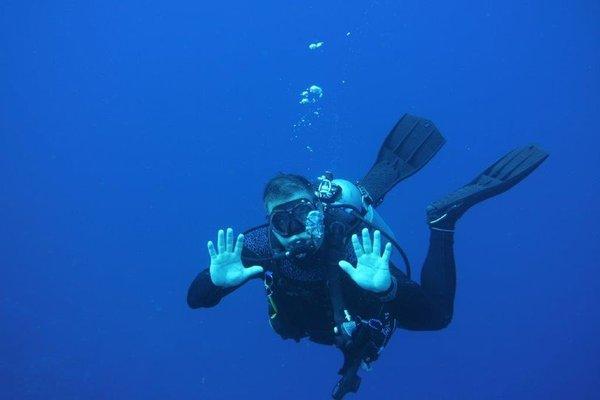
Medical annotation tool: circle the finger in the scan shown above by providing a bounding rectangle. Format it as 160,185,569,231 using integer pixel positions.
217,229,225,253
207,241,217,259
243,265,264,279
234,234,245,257
338,260,356,279
382,242,392,265
362,228,372,253
373,230,381,256
226,228,234,252
351,234,364,257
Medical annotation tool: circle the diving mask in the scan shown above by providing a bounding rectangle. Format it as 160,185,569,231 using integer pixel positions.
269,198,321,238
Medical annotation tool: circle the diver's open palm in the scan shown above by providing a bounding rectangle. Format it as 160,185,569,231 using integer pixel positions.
339,228,392,293
207,228,263,288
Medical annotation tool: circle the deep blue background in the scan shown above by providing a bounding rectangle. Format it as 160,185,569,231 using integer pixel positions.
1,1,599,399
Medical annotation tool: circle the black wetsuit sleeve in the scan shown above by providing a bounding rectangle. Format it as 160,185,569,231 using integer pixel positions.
186,268,243,308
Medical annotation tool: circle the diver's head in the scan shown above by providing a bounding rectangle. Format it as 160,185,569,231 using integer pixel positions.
263,173,325,256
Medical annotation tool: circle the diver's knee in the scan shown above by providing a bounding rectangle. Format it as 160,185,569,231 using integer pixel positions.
424,309,453,330
433,311,453,330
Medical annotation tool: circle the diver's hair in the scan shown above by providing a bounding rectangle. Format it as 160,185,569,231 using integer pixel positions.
263,173,315,207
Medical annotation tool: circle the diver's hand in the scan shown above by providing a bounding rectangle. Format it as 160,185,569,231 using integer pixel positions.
338,228,392,293
207,228,263,288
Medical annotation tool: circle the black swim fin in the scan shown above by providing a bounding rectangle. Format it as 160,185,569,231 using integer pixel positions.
359,114,446,207
427,144,549,229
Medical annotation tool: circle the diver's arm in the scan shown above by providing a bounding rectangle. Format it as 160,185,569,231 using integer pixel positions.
187,228,264,309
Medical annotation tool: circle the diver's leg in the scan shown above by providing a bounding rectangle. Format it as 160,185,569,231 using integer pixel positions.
419,229,456,327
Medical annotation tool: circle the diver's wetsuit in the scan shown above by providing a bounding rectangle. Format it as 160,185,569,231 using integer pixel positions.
187,225,455,343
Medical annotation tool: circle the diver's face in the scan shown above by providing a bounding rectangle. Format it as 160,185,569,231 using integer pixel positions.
266,191,316,247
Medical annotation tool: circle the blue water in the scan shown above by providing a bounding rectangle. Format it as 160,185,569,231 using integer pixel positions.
1,1,599,399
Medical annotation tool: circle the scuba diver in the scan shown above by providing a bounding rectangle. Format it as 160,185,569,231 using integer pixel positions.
186,114,548,399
